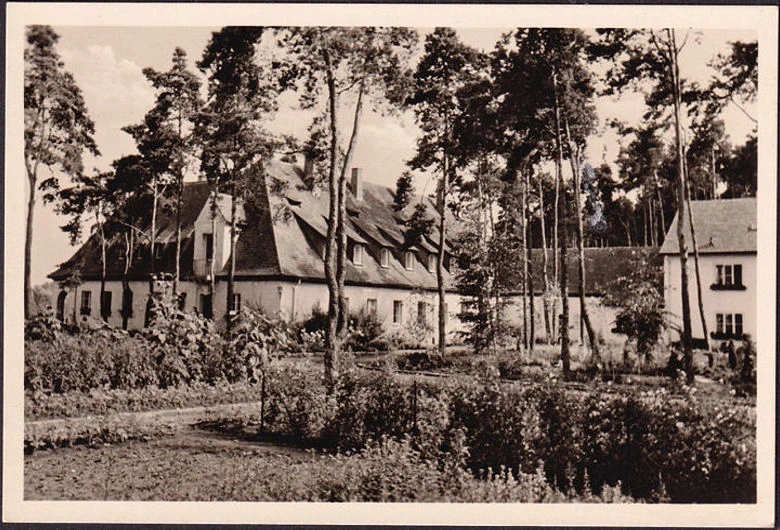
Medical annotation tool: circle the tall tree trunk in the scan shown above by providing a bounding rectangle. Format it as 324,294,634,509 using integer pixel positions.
226,191,238,329
436,153,449,357
553,73,570,374
150,175,158,276
323,60,341,391
685,162,709,350
121,231,133,330
25,170,37,319
336,79,365,338
524,171,535,352
98,209,107,322
520,173,529,353
174,175,183,295
565,119,601,366
538,172,552,344
667,29,694,384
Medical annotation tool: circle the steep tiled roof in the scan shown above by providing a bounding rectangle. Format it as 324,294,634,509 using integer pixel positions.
659,198,757,255
49,181,212,282
261,160,451,290
50,160,454,291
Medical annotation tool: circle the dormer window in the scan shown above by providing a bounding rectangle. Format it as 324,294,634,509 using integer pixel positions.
404,251,415,271
427,253,437,273
352,243,364,266
380,247,391,268
712,264,745,290
155,242,164,259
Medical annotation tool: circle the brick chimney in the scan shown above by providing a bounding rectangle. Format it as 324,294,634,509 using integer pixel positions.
351,167,364,201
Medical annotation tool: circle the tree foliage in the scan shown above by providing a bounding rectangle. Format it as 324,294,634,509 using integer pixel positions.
24,25,99,318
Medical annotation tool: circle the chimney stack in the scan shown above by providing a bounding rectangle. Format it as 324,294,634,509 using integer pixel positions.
351,167,364,201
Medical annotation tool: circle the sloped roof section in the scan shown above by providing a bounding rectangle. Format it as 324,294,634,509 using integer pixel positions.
259,159,453,290
659,198,757,255
49,181,212,282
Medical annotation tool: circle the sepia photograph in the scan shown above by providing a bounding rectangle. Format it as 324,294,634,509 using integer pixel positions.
4,2,777,526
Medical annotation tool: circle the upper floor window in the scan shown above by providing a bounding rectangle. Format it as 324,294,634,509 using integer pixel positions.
154,242,165,260
352,243,364,266
427,253,437,273
404,251,415,271
380,247,391,268
80,290,92,316
712,264,745,290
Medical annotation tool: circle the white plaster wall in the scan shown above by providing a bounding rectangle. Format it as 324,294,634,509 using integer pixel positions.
664,254,756,341
193,204,231,274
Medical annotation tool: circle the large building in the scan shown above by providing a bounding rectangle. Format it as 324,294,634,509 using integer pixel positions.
660,198,757,345
49,159,463,342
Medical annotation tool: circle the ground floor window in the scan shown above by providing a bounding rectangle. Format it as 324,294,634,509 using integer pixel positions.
230,293,242,313
713,312,744,339
200,293,213,319
121,288,134,319
393,300,403,323
56,291,67,321
80,290,92,316
417,301,428,325
366,299,377,314
101,291,112,319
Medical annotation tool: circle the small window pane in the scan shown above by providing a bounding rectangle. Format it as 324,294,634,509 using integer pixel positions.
80,290,92,316
725,314,733,335
724,265,733,285
405,251,414,270
716,313,723,334
380,248,390,268
353,244,363,265
735,314,743,338
428,253,436,272
393,300,403,323
716,265,723,285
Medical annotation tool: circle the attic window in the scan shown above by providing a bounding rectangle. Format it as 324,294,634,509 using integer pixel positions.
352,243,364,266
427,253,437,273
380,248,391,268
286,197,302,207
154,243,164,259
404,251,415,271
347,207,360,217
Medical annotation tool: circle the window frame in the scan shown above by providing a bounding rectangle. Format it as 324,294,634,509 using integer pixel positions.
101,290,112,319
711,263,746,290
380,247,391,268
80,290,92,316
404,251,415,271
352,243,364,266
427,253,436,273
712,312,745,340
366,298,378,314
393,300,403,323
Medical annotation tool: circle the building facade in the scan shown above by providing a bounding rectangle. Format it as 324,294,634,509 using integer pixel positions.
50,160,465,343
660,198,757,345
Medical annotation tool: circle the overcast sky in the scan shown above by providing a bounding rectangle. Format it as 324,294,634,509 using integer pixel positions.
29,26,756,286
